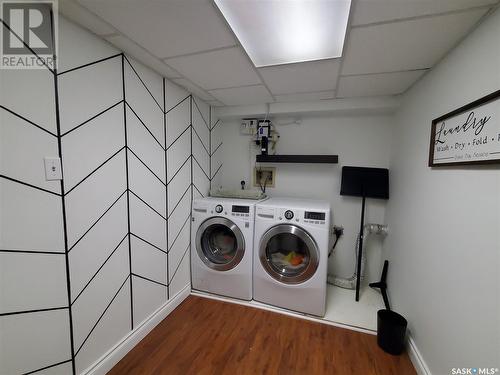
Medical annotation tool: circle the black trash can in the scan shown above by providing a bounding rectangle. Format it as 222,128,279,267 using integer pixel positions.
377,309,407,355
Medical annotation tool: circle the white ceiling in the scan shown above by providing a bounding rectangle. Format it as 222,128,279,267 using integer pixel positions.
60,0,498,107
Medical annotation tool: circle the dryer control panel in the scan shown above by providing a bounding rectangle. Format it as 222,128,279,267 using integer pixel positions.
193,201,253,218
198,203,252,218
257,207,328,226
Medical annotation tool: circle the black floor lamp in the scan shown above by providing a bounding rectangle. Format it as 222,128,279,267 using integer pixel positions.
340,166,389,301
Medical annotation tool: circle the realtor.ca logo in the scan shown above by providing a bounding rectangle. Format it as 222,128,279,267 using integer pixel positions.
0,0,58,69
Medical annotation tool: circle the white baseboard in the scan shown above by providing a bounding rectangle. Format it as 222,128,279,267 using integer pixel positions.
83,284,191,375
407,335,432,375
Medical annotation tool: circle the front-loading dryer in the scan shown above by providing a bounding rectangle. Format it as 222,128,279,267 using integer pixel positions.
253,197,330,316
191,197,262,300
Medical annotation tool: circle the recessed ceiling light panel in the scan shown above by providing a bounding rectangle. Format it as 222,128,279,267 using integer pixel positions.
214,0,351,67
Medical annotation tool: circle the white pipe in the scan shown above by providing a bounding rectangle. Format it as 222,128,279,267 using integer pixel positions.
327,224,388,289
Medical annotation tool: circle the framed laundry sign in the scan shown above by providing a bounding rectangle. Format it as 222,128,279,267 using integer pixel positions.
429,90,500,167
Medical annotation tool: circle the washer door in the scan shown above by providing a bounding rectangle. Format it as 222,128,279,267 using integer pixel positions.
259,224,319,284
196,217,245,271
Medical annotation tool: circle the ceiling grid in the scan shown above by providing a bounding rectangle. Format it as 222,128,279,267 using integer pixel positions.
60,0,499,106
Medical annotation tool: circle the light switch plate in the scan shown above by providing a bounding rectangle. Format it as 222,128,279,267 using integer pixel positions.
44,157,62,181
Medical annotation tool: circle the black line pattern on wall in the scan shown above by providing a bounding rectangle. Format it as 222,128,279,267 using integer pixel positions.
209,107,212,190
71,234,129,305
132,273,167,287
1,16,219,372
129,189,167,221
0,174,61,196
121,54,135,332
163,79,170,299
130,233,167,254
211,163,224,181
126,102,164,150
57,53,123,76
67,191,127,253
0,306,68,318
23,359,73,375
123,55,163,111
0,105,58,137
168,214,191,252
74,276,131,357
193,155,211,180
64,147,126,196
60,100,123,138
128,148,166,186
49,9,77,374
209,115,223,188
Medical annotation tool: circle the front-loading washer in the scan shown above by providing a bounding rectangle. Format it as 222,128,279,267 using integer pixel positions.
191,197,263,300
253,197,330,316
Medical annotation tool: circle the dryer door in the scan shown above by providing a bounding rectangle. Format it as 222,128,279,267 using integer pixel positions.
196,217,245,271
259,224,319,284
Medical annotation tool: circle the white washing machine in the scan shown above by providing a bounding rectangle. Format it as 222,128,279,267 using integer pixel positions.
253,197,331,316
191,197,262,300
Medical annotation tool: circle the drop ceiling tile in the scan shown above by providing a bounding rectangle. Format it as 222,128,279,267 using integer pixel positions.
352,0,497,26
105,35,181,78
337,70,428,97
172,78,215,102
78,0,236,58
165,47,262,90
258,59,340,95
342,8,489,75
275,91,336,103
59,0,117,36
209,85,273,106
207,100,225,107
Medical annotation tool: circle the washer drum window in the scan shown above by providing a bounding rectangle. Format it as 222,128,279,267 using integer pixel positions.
196,217,245,271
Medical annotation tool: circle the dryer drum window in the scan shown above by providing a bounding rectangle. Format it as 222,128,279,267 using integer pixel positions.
259,224,319,284
196,217,245,271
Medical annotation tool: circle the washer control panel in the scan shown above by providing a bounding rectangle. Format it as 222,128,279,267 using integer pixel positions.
231,204,250,218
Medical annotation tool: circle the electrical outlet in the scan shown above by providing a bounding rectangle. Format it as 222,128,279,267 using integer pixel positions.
330,225,344,237
44,157,62,181
253,167,275,188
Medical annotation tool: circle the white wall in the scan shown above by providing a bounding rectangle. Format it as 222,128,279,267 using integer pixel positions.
385,8,500,375
219,114,393,282
1,18,70,375
0,15,218,375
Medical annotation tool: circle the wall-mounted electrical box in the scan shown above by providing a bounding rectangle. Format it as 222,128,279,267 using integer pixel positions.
253,167,275,188
44,157,62,181
241,118,258,135
256,119,271,139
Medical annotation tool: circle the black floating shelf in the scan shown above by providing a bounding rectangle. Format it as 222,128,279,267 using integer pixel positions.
256,154,339,164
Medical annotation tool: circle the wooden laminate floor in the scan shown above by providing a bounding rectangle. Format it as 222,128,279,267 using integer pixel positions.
109,296,417,375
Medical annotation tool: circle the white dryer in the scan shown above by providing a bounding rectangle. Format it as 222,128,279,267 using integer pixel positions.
253,198,330,316
191,197,261,300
